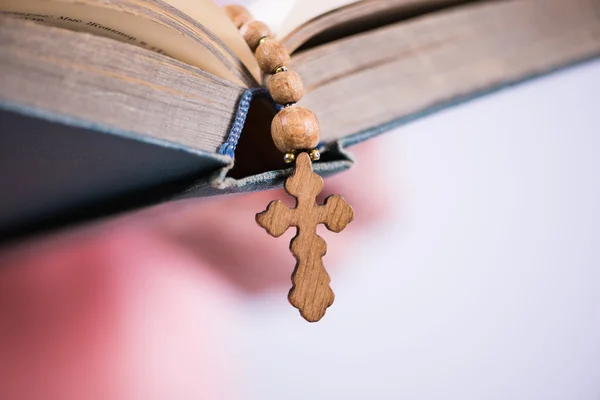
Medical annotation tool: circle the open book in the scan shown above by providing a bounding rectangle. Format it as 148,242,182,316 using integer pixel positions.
1,0,599,240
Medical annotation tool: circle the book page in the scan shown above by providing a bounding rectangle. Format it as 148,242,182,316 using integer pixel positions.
0,0,261,85
276,0,359,40
158,0,260,82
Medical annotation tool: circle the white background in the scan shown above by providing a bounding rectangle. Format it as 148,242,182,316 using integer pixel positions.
237,57,600,400
221,1,600,398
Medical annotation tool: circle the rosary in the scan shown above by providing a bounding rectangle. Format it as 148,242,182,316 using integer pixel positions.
224,5,354,322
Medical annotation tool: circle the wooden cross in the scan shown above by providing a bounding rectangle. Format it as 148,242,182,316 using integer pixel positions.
256,152,354,322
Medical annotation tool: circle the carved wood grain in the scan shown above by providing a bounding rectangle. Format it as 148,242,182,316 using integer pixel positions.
256,152,354,322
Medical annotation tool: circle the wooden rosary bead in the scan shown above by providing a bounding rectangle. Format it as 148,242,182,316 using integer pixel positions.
271,106,320,153
223,5,252,28
255,39,290,73
267,70,304,104
240,20,271,50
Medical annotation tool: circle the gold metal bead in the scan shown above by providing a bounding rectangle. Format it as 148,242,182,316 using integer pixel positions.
309,148,321,161
258,36,268,46
274,66,288,74
284,152,296,164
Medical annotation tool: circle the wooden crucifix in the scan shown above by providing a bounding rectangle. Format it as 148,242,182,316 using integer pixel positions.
256,152,354,322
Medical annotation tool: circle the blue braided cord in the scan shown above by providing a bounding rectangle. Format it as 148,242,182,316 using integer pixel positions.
218,87,272,159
